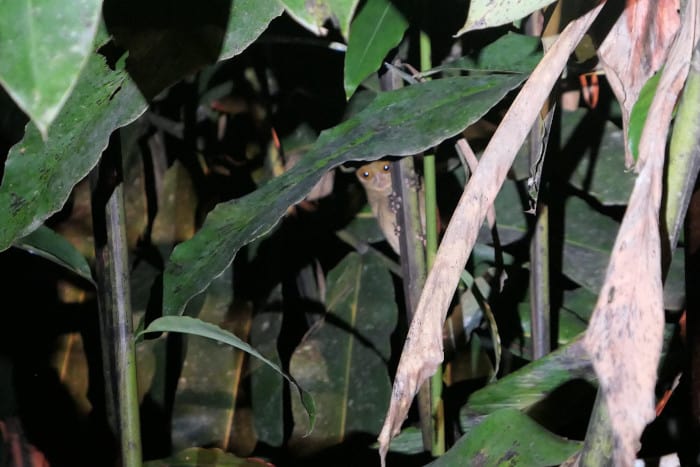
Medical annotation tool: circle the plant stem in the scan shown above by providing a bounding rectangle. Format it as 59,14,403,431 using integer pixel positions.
420,29,445,457
90,131,143,467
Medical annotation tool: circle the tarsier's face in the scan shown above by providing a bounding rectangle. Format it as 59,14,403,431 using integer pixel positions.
356,161,392,195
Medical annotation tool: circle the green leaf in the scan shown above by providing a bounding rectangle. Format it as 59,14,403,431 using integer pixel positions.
460,340,594,420
458,0,558,35
0,2,287,254
424,33,542,76
164,73,527,316
103,0,282,100
562,197,685,310
434,408,581,466
491,178,528,245
562,197,619,294
563,109,636,206
289,252,397,450
380,427,424,455
0,0,102,137
559,288,596,343
170,267,245,450
280,0,360,37
0,28,148,253
629,71,661,161
138,315,316,431
220,0,284,60
344,0,408,99
250,310,285,447
14,226,94,284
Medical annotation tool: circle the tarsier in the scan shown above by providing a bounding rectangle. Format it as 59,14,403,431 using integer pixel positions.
355,160,427,254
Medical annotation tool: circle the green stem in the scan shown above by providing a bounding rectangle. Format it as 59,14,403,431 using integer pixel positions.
90,132,143,467
420,29,445,458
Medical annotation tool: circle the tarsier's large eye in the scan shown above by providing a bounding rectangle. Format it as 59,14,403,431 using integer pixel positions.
362,171,370,178
382,164,390,172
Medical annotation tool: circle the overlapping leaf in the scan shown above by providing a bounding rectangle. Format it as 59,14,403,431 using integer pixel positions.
0,4,285,253
162,73,527,317
344,0,408,99
0,0,102,137
289,252,396,452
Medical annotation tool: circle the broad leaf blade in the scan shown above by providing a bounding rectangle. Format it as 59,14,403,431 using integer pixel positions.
138,315,316,430
250,311,285,447
425,33,542,76
14,226,94,284
289,252,397,451
164,73,527,316
171,267,250,451
344,0,408,99
563,109,635,206
563,197,684,310
628,72,661,161
458,0,557,35
0,31,147,253
434,408,581,466
222,0,284,61
280,0,358,37
460,340,594,422
0,2,286,254
0,0,102,137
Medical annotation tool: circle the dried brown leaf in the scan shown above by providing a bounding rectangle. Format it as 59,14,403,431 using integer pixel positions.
583,1,699,464
598,0,680,166
376,4,607,464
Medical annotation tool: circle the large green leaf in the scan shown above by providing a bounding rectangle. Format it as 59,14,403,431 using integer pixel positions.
0,0,102,137
171,267,246,451
433,408,581,466
163,73,527,316
14,225,94,284
137,315,316,430
219,0,283,60
249,310,285,447
563,197,685,310
280,0,359,38
458,0,558,35
460,339,594,422
0,29,147,253
562,197,618,294
628,72,661,161
561,109,636,206
289,251,396,452
103,0,281,100
425,33,542,76
0,3,287,253
344,0,408,99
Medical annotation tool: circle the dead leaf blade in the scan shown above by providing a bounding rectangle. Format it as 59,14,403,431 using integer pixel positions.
583,1,699,464
598,0,680,166
376,4,607,464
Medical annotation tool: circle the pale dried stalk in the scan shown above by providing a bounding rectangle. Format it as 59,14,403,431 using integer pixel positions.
377,4,607,463
583,1,698,465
